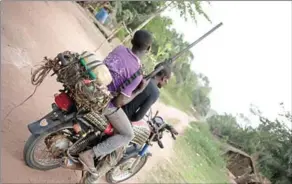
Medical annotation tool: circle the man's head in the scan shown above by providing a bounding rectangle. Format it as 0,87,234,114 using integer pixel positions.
154,62,172,88
131,30,153,55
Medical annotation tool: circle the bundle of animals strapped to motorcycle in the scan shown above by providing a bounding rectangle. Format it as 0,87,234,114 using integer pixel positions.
23,23,223,184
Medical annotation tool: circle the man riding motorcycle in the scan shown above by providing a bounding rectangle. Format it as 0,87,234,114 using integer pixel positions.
78,30,153,175
122,62,172,122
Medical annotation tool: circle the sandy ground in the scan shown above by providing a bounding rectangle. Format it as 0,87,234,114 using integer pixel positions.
1,1,193,183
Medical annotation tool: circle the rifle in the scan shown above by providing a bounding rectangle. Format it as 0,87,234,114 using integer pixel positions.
145,22,223,80
123,22,223,105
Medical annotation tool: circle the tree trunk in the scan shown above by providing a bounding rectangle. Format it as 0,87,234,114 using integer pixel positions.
107,22,124,41
122,3,173,43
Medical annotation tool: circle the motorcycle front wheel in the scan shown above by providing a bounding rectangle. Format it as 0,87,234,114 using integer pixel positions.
105,156,148,184
23,127,74,171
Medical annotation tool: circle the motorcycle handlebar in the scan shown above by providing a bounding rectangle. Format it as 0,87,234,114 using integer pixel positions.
157,139,164,149
165,124,178,138
171,132,177,140
156,123,178,149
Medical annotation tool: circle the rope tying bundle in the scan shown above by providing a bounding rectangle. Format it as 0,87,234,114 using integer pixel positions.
31,51,113,113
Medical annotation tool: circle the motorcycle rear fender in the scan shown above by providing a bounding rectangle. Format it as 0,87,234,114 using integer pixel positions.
27,111,75,135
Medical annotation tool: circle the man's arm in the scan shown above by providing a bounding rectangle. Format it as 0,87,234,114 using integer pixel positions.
131,91,159,121
130,96,155,122
122,79,150,105
114,76,142,108
112,94,129,108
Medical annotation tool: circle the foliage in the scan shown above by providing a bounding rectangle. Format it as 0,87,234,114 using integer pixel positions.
192,87,212,116
206,104,292,184
110,1,163,25
140,15,211,116
111,1,211,29
144,122,228,183
171,0,211,23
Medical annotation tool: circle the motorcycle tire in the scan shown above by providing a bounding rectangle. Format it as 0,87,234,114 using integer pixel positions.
105,156,148,184
23,127,72,171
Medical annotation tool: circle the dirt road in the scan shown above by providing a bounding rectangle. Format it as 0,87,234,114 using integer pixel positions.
1,2,193,183
1,1,113,183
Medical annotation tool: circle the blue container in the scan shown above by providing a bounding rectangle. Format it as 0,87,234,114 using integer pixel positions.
95,8,109,24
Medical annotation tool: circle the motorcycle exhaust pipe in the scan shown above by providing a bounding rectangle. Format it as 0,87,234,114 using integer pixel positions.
61,157,84,170
117,151,152,166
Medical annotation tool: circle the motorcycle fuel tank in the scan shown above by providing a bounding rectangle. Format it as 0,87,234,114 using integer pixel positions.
83,111,151,146
131,120,151,147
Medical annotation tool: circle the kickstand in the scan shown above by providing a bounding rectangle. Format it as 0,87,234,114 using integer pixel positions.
78,171,85,184
79,171,86,184
82,170,85,177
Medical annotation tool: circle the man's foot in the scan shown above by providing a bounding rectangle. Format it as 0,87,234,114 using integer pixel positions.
79,149,97,175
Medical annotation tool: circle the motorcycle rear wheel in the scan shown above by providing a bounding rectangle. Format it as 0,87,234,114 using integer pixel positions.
23,127,73,170
105,156,148,184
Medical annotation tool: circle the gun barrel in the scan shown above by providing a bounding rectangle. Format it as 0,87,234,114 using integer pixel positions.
145,22,223,80
172,22,223,62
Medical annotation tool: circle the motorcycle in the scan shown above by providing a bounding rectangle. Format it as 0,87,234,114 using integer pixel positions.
23,90,178,183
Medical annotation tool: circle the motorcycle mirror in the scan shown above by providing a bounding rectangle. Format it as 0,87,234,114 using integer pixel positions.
154,110,159,117
148,108,152,119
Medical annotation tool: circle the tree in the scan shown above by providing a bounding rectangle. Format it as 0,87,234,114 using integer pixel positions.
207,104,292,184
114,1,211,40
192,87,211,116
250,104,292,184
140,14,211,115
122,6,171,43
171,0,211,23
111,1,164,26
130,0,211,29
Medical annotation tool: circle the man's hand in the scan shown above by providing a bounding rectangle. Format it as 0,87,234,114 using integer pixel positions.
170,126,179,135
166,124,178,135
122,79,150,106
112,94,129,108
133,79,148,94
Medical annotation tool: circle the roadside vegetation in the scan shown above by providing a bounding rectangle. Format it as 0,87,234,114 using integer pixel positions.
207,104,292,184
144,122,228,183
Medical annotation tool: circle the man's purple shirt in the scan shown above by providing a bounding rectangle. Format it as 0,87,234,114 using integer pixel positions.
104,45,142,108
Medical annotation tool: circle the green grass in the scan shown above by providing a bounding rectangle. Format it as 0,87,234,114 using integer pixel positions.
144,122,229,183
